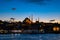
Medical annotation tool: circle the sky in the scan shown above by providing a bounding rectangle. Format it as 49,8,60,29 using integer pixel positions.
0,0,60,23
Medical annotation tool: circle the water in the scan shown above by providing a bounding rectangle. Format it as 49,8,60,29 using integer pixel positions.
0,34,60,40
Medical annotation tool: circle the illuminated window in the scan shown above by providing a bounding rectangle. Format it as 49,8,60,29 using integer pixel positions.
57,27,60,31
40,29,44,32
53,27,59,31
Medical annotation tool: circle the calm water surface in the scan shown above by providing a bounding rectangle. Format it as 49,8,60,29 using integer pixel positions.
0,34,60,40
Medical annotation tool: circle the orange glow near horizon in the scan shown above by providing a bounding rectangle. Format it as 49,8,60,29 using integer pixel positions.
53,27,60,31
0,19,60,24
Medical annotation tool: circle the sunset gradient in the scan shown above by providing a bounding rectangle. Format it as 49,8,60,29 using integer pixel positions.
0,0,60,23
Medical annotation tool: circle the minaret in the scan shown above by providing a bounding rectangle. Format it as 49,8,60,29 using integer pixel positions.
38,17,40,22
31,14,33,22
29,16,31,20
36,18,37,21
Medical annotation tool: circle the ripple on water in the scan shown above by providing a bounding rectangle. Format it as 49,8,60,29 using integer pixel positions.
0,34,60,40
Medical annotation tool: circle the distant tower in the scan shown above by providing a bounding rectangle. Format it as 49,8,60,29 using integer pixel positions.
38,17,40,22
31,14,33,22
36,17,40,22
29,16,31,20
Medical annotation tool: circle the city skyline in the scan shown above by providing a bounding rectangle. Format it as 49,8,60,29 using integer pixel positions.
0,0,60,23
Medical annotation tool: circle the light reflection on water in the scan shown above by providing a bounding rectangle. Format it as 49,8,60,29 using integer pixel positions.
0,34,60,40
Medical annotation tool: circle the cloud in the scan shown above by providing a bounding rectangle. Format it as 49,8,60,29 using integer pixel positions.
22,0,53,5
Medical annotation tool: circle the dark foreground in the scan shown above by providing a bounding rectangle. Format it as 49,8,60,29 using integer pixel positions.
0,18,60,34
0,34,60,40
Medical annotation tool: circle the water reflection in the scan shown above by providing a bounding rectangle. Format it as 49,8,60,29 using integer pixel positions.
0,34,60,40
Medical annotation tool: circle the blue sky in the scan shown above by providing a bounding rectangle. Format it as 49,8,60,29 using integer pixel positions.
0,0,60,23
